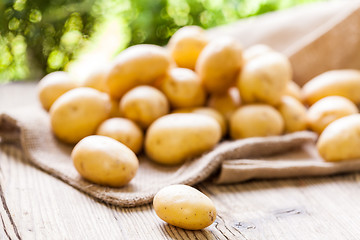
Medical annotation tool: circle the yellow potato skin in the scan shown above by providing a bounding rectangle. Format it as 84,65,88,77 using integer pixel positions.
50,87,111,144
82,68,109,93
238,51,292,106
317,114,360,162
119,86,169,129
72,135,139,187
243,44,273,63
145,113,221,165
207,87,241,120
302,69,360,105
172,107,227,137
278,96,307,133
284,81,302,102
307,96,358,134
38,71,78,111
153,184,217,230
96,118,144,154
196,37,243,94
106,44,172,99
168,26,208,70
160,68,206,108
230,104,284,139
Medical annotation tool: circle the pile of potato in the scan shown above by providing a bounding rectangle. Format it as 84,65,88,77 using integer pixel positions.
38,25,360,230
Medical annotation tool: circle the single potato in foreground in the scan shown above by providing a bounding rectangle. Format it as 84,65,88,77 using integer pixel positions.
317,114,360,162
72,135,139,187
145,113,221,165
153,184,217,230
230,104,284,139
278,96,307,133
50,87,111,144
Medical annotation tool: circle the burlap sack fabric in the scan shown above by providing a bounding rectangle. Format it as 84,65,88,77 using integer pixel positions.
1,0,360,207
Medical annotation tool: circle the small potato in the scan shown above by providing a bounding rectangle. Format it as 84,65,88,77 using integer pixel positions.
172,107,227,137
307,96,358,134
81,67,109,93
72,135,139,187
207,87,241,120
302,69,360,105
238,51,292,106
230,104,284,139
278,96,307,133
196,37,243,94
96,118,144,154
38,71,78,111
284,81,302,102
160,68,206,108
243,44,273,62
120,86,169,129
50,87,111,144
153,184,217,230
317,114,360,161
168,26,208,69
145,113,221,165
106,44,172,99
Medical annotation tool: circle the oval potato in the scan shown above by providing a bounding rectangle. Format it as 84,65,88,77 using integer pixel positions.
72,135,139,187
38,71,78,111
207,87,241,120
307,96,358,134
317,114,360,161
153,184,216,230
230,104,284,139
168,26,208,69
302,69,360,105
96,118,144,154
50,87,111,144
145,113,221,165
82,67,109,93
196,37,243,94
238,51,292,106
106,44,172,99
120,85,169,129
278,96,307,133
284,81,302,102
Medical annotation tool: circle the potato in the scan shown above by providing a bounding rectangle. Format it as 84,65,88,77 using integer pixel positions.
120,86,169,129
38,71,78,111
153,184,216,230
106,44,172,99
237,51,292,106
109,98,123,118
81,67,109,93
302,69,360,105
160,68,206,108
317,114,360,161
207,87,241,120
230,104,284,139
50,87,111,144
72,135,139,187
145,113,221,165
278,96,307,133
307,96,358,134
168,26,208,69
172,107,227,137
96,118,144,154
196,37,243,94
243,44,273,62
284,81,302,102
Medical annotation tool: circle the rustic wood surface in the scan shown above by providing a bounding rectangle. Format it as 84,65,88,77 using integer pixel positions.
2,82,360,240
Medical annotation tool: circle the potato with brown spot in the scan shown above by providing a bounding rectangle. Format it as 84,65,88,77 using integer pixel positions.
153,184,217,230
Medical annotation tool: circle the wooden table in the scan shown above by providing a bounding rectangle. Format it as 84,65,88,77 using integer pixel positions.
1,82,360,240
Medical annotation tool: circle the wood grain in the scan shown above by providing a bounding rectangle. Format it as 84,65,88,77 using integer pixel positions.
2,143,360,239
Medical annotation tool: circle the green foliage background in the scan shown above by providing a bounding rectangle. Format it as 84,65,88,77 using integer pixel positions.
0,0,323,82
